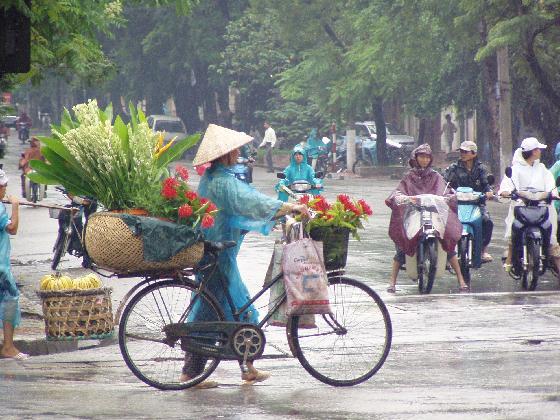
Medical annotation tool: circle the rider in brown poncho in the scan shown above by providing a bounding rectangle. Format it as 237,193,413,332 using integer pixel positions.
385,144,469,293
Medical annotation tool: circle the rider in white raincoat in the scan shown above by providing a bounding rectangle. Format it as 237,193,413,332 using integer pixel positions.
498,137,560,267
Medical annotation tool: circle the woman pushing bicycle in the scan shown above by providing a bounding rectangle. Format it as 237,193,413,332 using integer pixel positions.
183,124,309,388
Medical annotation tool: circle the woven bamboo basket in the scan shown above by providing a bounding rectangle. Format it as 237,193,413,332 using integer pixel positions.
84,212,204,274
37,288,114,341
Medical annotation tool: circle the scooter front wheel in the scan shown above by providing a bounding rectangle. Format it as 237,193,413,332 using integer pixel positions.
458,236,471,286
521,238,540,291
418,238,437,294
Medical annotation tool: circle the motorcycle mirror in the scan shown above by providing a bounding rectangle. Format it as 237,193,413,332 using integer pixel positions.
276,172,286,179
487,174,495,185
505,167,513,178
315,171,324,179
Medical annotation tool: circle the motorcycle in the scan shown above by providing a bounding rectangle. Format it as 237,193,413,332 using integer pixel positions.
503,167,560,291
50,186,97,270
0,133,7,158
276,172,324,203
232,152,256,184
17,122,30,144
314,137,332,174
455,175,495,285
24,170,46,203
402,194,449,294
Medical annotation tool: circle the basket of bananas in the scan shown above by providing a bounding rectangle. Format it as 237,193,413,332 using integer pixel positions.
37,273,114,340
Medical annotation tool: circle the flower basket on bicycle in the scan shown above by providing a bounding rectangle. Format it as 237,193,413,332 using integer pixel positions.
36,288,114,340
309,226,350,270
84,212,204,274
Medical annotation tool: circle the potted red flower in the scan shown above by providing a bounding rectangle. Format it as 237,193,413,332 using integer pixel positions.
301,194,373,270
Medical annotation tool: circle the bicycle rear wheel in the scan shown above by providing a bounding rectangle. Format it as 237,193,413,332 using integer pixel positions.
288,276,392,386
119,279,225,390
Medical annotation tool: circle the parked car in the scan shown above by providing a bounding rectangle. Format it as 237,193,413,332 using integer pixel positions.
146,115,187,145
1,115,18,129
355,121,416,149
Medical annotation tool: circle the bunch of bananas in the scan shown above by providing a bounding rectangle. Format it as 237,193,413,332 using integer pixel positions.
40,273,103,291
73,274,103,290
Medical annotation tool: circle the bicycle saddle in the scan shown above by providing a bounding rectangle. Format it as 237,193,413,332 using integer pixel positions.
204,241,237,253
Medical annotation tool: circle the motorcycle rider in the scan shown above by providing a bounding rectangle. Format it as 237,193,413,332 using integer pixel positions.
548,141,560,214
275,145,323,202
498,137,560,272
305,127,324,170
18,137,44,198
0,122,9,138
16,112,32,142
386,144,469,293
444,141,494,262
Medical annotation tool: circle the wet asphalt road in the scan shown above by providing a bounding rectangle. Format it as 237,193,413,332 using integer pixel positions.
1,135,559,419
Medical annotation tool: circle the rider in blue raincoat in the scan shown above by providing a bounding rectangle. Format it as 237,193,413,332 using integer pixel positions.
549,141,560,212
305,128,324,168
182,124,309,388
275,145,323,201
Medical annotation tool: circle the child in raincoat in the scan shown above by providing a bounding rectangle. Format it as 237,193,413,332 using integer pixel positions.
385,144,469,293
275,145,323,201
0,170,28,360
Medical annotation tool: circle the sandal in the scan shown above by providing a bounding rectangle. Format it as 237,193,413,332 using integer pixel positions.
459,285,470,293
179,373,219,389
481,253,493,263
386,285,396,293
503,263,512,273
241,370,271,385
1,352,29,360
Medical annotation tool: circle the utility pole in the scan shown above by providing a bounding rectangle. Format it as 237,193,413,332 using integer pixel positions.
497,47,513,176
346,123,356,172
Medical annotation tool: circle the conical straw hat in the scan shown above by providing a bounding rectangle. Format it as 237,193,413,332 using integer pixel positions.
193,124,253,166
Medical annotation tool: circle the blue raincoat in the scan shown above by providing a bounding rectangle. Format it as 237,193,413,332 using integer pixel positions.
275,146,323,201
305,128,323,159
549,142,560,211
0,203,20,328
190,163,283,324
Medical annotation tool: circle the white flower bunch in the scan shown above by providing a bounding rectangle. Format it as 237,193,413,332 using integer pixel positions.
55,99,160,209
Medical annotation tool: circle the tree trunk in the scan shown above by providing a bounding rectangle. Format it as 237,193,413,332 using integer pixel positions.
372,98,387,166
174,79,201,133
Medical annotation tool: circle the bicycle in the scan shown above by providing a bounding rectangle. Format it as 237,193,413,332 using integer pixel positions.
115,218,392,390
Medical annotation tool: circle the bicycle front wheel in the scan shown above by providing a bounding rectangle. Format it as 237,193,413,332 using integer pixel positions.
119,279,225,390
288,276,392,386
51,229,71,270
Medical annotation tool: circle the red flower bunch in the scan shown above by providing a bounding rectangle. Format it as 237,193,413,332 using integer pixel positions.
153,165,218,228
305,194,373,239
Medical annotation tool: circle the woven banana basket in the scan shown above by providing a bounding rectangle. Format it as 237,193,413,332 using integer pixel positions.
84,212,204,274
37,288,114,341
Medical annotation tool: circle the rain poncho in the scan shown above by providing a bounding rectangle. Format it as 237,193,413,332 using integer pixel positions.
385,144,461,255
189,163,283,323
275,146,323,201
548,142,560,211
0,203,20,328
305,128,323,159
499,148,558,242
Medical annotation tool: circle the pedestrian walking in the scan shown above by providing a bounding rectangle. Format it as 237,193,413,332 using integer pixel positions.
0,170,29,360
441,114,457,153
259,121,277,173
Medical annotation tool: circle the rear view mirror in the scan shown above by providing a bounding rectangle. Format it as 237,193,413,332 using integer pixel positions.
315,171,324,179
505,167,513,178
487,174,495,185
276,172,286,179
